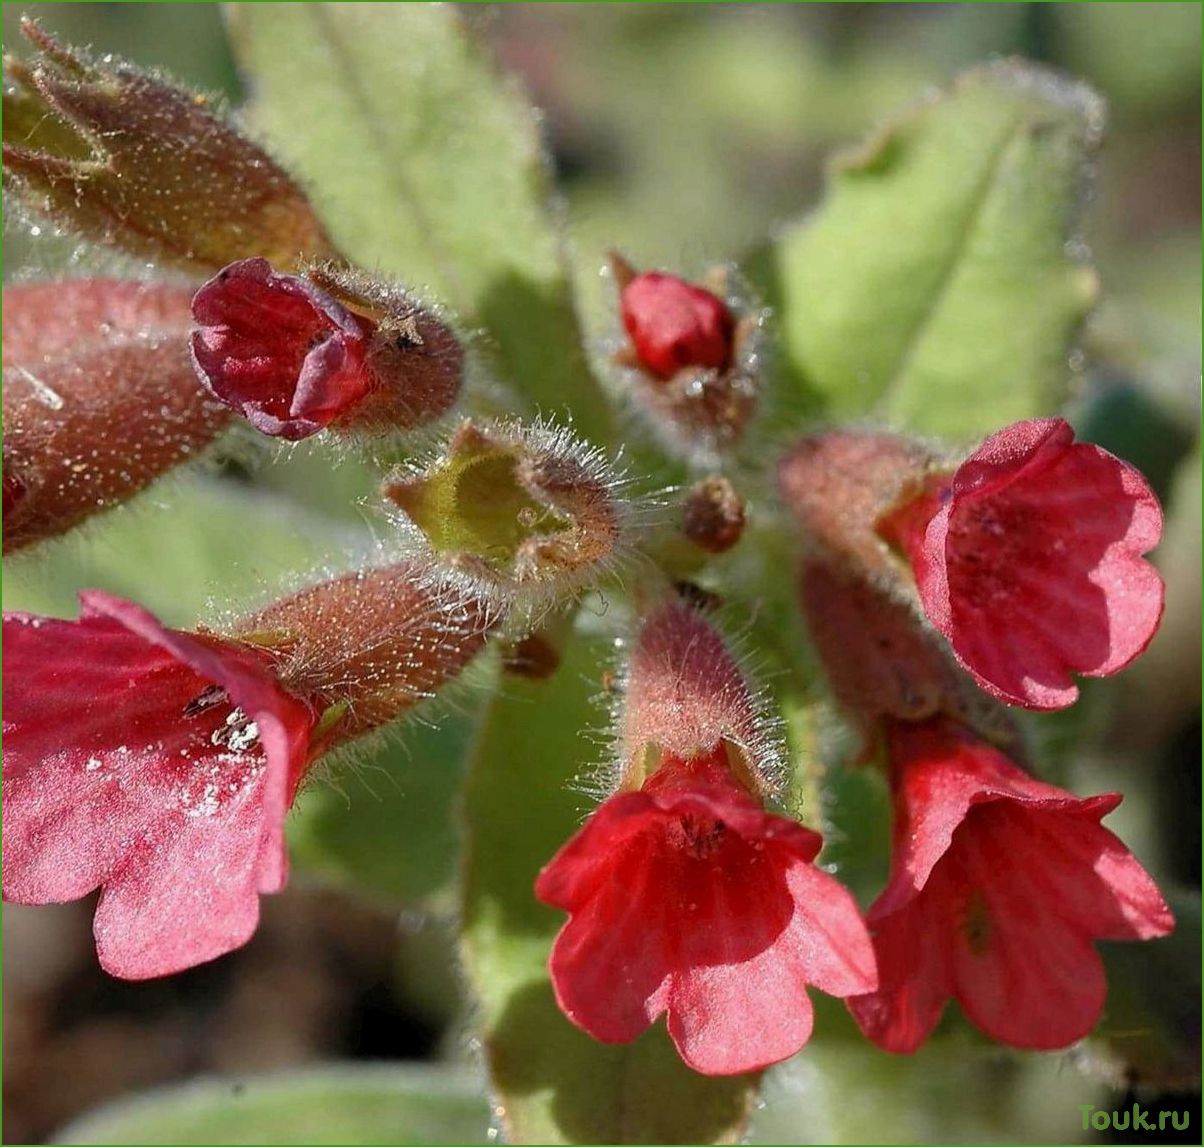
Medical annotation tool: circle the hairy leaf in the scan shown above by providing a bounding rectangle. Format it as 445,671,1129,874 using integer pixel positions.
749,1032,1105,1144
53,1064,490,1145
288,706,477,906
766,59,1104,439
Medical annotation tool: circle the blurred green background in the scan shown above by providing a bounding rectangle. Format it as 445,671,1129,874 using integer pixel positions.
2,4,1199,1144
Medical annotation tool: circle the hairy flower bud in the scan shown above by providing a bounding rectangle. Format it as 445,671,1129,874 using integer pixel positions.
798,555,1020,762
2,278,230,555
618,598,778,795
190,260,463,441
777,429,938,575
621,271,734,380
382,419,627,608
681,475,746,555
611,253,763,459
2,20,337,272
236,560,496,745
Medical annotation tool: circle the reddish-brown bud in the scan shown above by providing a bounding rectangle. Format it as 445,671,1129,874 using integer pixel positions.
777,430,939,575
189,259,463,441
617,598,780,797
381,419,627,609
2,279,230,555
611,253,762,459
233,561,496,747
2,20,337,272
500,631,563,681
779,431,1020,760
798,557,1014,755
681,475,746,555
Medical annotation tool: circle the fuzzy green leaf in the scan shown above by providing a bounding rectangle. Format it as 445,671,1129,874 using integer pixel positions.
0,479,349,625
767,59,1104,440
53,1065,490,1145
1094,888,1202,1092
225,3,611,439
287,706,477,906
749,1032,1106,1144
460,631,756,1145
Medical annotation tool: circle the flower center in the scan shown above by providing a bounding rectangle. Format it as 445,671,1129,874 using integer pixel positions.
210,707,261,752
672,812,727,860
948,498,1042,608
961,888,993,955
182,685,262,753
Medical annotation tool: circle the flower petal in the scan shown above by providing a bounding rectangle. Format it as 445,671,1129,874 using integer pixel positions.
948,805,1109,1049
546,832,672,1044
2,593,314,978
917,419,1164,710
667,940,815,1075
92,771,277,979
848,882,952,1054
779,859,878,998
189,258,371,440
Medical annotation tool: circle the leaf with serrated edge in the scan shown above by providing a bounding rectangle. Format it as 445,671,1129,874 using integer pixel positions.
460,631,756,1145
769,59,1104,440
224,3,611,440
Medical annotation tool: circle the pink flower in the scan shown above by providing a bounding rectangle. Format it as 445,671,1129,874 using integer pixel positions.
190,258,373,440
848,717,1174,1053
885,418,1164,709
536,601,876,1075
1,592,315,979
620,271,734,381
538,747,877,1075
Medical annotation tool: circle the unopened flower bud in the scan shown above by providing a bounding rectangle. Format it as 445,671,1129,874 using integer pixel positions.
2,279,230,555
2,20,337,272
236,560,496,745
611,253,762,458
618,598,779,796
189,259,464,441
620,270,734,380
681,475,746,555
382,419,627,608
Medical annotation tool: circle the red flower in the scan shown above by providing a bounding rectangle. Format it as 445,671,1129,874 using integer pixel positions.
1,592,315,979
537,746,877,1075
848,717,1174,1053
885,418,1164,710
620,271,734,381
190,258,373,440
537,600,875,1075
